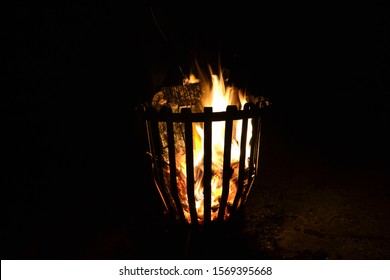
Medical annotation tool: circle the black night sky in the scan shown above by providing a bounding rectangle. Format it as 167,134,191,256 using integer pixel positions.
3,3,389,259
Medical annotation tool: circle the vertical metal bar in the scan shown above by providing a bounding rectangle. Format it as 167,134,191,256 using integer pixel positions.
254,115,262,176
247,114,258,184
218,105,236,222
182,108,198,226
203,107,212,226
163,107,186,224
243,107,261,203
231,103,250,215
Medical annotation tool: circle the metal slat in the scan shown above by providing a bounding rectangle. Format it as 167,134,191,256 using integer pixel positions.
144,107,260,122
254,116,262,176
182,108,198,227
231,103,250,215
218,105,236,222
243,110,262,204
203,107,212,226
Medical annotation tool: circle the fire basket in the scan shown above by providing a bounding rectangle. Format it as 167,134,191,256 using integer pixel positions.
141,71,269,230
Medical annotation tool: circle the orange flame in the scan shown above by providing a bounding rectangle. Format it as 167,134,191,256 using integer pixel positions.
172,65,253,224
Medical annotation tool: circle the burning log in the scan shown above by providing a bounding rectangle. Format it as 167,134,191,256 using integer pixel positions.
152,82,203,112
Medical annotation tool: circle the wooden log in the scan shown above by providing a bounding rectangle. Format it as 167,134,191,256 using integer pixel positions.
152,83,203,112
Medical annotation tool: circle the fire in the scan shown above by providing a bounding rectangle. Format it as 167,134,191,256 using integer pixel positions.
172,65,254,224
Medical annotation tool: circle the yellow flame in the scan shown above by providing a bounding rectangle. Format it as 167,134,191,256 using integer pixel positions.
175,65,253,224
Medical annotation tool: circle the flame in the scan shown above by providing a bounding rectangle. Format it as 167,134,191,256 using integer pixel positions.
170,65,254,224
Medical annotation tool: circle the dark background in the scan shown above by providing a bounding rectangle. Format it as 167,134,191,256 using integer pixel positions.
2,3,389,259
